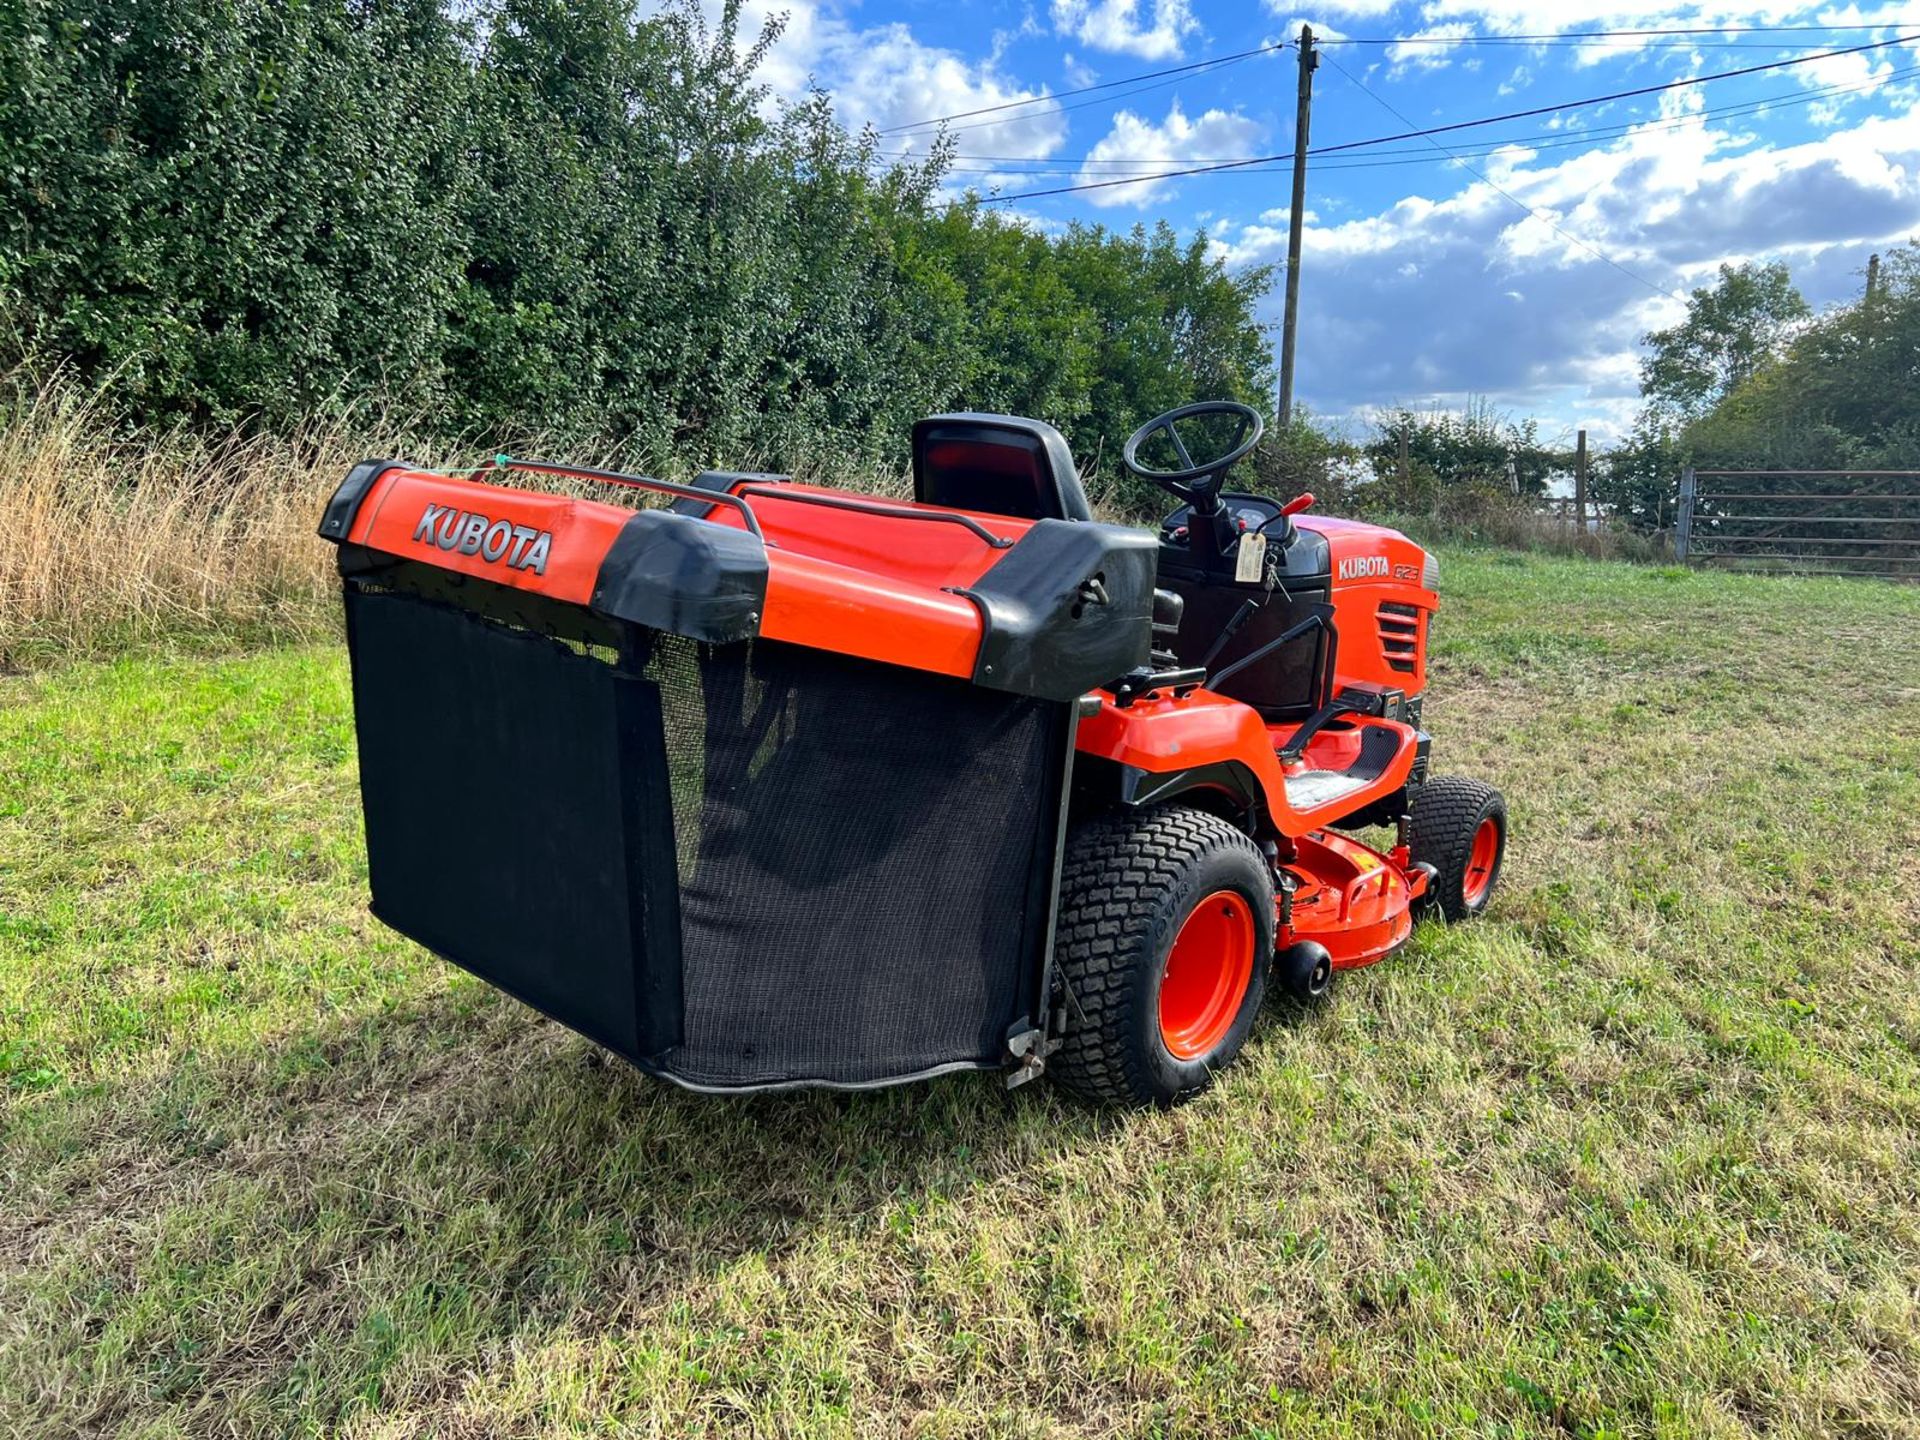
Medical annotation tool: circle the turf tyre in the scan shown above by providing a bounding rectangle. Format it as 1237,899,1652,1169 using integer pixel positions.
1048,805,1272,1108
1409,776,1506,921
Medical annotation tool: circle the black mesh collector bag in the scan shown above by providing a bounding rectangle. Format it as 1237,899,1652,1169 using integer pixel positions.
341,579,1070,1089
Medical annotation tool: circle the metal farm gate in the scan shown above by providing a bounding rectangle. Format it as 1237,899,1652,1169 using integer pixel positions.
1676,469,1920,583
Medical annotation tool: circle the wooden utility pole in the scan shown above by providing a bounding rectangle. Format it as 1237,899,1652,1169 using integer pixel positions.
1574,428,1588,530
1276,24,1316,428
1397,424,1409,494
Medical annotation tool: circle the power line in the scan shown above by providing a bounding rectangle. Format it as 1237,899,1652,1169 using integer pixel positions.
1325,23,1920,44
876,38,1289,135
1329,39,1893,48
970,32,1917,204
878,21,1920,138
1317,48,1683,302
906,51,1263,139
905,62,1919,177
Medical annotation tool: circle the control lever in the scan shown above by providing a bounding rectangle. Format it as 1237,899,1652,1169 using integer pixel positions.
1208,604,1337,694
1198,597,1261,669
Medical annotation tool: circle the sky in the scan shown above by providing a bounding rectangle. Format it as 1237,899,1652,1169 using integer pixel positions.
702,1,1920,445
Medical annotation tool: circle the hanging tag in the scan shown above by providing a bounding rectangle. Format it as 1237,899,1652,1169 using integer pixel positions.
1234,532,1267,584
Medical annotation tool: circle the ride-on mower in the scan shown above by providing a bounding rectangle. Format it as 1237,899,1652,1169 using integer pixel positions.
319,402,1505,1107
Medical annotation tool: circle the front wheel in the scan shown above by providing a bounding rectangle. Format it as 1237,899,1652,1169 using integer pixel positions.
1409,776,1507,921
1049,806,1273,1108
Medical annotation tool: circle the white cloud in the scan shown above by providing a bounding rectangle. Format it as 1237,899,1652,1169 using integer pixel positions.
1207,89,1920,438
1051,0,1198,61
1265,15,1349,42
1077,101,1266,208
1264,0,1393,14
1498,63,1532,95
678,0,1067,161
1387,23,1475,73
832,23,1066,160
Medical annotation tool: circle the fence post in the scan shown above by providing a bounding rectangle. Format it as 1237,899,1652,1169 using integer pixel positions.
1676,466,1695,563
1574,429,1588,530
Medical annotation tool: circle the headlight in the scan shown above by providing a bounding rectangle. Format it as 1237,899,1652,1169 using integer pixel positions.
1421,550,1440,592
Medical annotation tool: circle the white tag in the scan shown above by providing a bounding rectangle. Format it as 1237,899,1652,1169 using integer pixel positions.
1234,532,1267,584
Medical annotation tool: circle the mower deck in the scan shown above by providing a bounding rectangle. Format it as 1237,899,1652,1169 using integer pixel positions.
1286,829,1419,969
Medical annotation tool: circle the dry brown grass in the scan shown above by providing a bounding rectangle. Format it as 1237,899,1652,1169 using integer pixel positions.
1371,490,1671,566
0,375,925,672
0,376,365,669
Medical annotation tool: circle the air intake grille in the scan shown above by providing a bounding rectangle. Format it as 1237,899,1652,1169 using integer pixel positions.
1378,602,1421,674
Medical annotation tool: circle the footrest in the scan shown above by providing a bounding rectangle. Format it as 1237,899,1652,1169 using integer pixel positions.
1285,767,1376,810
1278,722,1406,816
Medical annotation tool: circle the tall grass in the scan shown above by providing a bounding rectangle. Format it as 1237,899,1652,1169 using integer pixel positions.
1363,487,1672,565
0,373,916,671
0,376,361,669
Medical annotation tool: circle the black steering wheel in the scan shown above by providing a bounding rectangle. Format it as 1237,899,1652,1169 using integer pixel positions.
1122,401,1264,512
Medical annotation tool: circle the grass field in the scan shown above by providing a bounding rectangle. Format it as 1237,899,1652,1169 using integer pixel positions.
3,551,1918,1438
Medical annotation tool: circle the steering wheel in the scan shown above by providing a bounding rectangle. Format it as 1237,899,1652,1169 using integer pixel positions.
1122,401,1264,512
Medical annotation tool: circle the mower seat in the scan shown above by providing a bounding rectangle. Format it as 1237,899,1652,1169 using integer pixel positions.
912,414,1093,523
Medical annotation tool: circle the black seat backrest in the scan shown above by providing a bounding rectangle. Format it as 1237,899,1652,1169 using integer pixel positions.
911,413,1093,522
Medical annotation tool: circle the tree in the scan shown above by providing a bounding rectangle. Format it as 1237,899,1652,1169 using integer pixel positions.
1594,415,1682,531
1638,261,1808,420
1362,401,1557,509
1675,243,1920,471
0,0,1279,478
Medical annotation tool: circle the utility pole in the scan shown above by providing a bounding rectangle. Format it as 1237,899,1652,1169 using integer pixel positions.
1574,428,1588,531
1276,24,1316,429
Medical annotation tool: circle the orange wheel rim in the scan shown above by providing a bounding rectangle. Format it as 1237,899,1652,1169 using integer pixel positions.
1462,817,1501,904
1158,890,1256,1061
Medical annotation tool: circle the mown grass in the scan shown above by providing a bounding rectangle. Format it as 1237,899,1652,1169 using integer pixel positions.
3,552,1918,1438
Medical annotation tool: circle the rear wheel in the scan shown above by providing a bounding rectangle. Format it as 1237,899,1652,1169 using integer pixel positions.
1049,806,1273,1107
1409,776,1507,921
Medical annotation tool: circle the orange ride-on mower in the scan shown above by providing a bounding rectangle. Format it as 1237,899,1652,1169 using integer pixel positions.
319,402,1505,1107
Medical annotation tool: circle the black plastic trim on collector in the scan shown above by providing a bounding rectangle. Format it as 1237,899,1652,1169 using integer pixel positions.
317,458,405,542
948,518,1158,703
588,509,768,643
668,469,790,519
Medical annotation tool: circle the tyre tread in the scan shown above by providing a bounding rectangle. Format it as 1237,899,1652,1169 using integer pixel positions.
1409,775,1504,921
1049,806,1266,1106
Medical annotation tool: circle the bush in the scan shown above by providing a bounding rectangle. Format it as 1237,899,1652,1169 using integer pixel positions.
0,0,1274,481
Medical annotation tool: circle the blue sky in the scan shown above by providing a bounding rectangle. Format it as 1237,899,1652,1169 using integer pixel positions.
714,1,1920,443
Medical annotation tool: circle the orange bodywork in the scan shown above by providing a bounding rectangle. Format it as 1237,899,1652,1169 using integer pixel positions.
349,471,629,606
1075,687,1421,838
342,467,1034,679
1307,515,1437,694
1287,828,1421,969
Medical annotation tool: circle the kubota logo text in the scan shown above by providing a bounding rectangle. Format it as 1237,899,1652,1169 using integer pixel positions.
1338,555,1390,581
413,504,552,575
